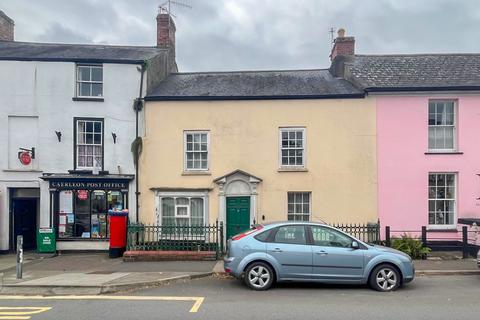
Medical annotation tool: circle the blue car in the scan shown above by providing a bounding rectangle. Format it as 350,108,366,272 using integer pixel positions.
224,222,415,291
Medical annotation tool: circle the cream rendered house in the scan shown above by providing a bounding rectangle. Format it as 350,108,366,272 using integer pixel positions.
139,66,377,239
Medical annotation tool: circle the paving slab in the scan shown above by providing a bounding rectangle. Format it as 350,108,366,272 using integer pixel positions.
12,272,130,287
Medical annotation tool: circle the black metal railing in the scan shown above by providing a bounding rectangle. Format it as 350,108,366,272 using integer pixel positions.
385,225,480,258
127,222,224,259
331,222,381,244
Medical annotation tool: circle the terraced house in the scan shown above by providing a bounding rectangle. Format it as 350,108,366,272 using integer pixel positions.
337,54,480,238
139,30,378,239
0,10,177,252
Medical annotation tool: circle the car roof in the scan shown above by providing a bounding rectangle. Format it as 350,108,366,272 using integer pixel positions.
261,221,329,228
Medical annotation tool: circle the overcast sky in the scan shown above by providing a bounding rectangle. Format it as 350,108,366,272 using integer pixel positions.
1,0,479,71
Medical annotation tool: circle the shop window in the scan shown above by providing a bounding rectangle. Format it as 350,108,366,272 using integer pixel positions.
91,190,108,239
57,189,127,239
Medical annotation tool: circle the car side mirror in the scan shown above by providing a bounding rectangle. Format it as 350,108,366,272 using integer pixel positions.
351,241,359,250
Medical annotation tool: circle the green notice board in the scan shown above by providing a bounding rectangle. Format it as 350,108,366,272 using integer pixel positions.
37,228,56,253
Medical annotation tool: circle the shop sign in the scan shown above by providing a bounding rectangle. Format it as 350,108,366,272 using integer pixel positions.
49,180,129,190
19,151,32,165
77,190,88,200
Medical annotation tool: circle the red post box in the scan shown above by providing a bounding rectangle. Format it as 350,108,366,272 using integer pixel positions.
108,209,128,258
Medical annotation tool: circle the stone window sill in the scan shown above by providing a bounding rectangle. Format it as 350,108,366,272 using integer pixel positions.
426,226,458,232
278,167,308,172
182,171,211,176
425,151,463,155
73,97,104,102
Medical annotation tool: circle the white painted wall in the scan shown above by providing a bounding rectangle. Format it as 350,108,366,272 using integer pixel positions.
0,60,145,251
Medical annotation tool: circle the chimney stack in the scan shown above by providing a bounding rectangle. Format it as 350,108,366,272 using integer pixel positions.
330,28,354,61
0,10,14,41
156,12,175,49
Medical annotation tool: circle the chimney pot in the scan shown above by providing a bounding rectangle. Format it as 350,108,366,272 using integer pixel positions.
0,10,14,41
337,28,345,38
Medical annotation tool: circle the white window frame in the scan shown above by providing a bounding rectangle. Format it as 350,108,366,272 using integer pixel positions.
175,203,191,218
279,127,306,168
76,64,103,98
428,100,457,152
184,131,210,172
155,191,209,227
75,119,103,170
427,172,457,230
287,191,311,221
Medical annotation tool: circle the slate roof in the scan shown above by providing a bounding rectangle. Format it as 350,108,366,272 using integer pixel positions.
0,40,167,64
346,54,480,91
145,69,363,100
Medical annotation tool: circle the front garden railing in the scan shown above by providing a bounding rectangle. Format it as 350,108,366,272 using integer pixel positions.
127,222,224,259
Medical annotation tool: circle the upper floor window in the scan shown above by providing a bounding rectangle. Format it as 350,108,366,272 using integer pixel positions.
428,100,456,151
76,64,103,98
184,131,209,171
279,127,305,167
75,118,103,169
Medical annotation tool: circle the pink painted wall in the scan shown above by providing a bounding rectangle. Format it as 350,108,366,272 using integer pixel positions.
377,95,480,238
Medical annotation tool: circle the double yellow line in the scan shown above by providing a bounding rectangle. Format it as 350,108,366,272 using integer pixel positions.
0,295,205,313
0,307,51,320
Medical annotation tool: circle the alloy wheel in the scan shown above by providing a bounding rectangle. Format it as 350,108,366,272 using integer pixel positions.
248,265,271,289
376,268,397,291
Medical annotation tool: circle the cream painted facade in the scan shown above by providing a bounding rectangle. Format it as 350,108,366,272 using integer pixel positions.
139,98,377,232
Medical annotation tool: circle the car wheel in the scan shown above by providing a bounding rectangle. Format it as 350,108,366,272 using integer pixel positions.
369,264,400,292
244,262,274,291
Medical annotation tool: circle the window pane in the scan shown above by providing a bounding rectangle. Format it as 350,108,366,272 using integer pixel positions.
108,191,123,211
176,197,189,206
78,67,90,81
92,83,102,97
311,226,352,248
274,226,306,245
434,127,445,149
80,83,90,96
91,67,103,81
444,128,454,149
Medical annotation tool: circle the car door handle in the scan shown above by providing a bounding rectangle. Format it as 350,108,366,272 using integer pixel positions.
270,248,283,253
315,251,328,255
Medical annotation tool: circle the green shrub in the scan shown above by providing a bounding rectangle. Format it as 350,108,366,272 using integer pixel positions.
391,234,431,260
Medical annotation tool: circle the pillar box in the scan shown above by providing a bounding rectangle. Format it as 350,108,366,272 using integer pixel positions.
108,209,128,258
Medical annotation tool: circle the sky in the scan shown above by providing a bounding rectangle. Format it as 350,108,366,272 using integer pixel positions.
1,0,480,72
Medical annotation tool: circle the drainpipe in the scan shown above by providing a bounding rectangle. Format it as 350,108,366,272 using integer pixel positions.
134,62,146,223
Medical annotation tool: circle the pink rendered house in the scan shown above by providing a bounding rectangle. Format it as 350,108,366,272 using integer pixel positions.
330,31,480,245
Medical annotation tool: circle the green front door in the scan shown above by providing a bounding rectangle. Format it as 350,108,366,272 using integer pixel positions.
226,196,251,239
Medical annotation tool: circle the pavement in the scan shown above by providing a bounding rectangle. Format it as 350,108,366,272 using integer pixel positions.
0,275,479,319
0,253,216,295
0,252,478,295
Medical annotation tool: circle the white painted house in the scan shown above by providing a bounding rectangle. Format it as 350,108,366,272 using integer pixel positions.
0,10,177,252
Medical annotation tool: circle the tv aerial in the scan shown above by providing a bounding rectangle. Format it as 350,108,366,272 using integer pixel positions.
159,0,192,18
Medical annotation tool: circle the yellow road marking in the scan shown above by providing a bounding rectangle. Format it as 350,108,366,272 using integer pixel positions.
0,307,52,320
0,295,204,313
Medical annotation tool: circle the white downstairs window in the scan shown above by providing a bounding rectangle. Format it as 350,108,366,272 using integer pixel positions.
159,196,206,228
428,173,456,228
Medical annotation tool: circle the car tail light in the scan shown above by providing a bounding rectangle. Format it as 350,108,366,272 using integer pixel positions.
232,225,264,241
